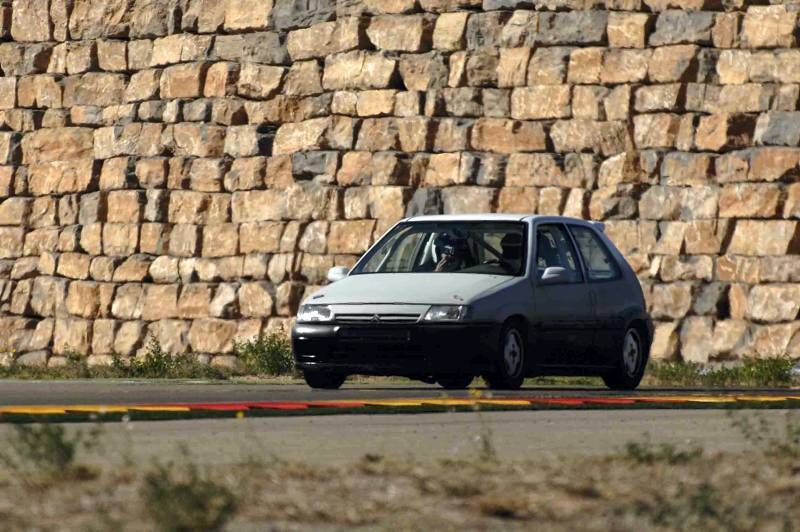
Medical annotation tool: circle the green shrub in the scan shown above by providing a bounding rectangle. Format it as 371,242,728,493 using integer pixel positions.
142,462,237,532
234,332,294,376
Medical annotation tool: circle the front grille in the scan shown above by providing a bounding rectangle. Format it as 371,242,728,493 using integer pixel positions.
335,313,421,325
330,341,425,362
330,326,425,363
337,327,411,342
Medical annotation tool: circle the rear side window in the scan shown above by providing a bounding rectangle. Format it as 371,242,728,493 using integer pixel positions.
569,226,621,281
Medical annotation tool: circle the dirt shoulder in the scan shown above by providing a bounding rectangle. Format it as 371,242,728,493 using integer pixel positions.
1,441,798,531
0,410,798,530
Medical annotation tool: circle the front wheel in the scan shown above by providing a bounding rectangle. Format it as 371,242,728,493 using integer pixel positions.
483,322,527,390
603,327,647,391
303,370,347,390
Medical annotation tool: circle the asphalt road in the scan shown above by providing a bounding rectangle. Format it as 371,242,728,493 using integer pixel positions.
0,381,795,465
0,408,790,466
0,380,794,406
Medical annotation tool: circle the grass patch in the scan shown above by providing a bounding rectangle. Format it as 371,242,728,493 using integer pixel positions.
0,333,294,380
647,356,798,388
0,335,292,381
0,360,91,380
111,337,226,380
0,341,226,381
524,375,604,387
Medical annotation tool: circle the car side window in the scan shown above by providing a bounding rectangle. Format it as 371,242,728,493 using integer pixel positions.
535,225,583,283
569,225,621,281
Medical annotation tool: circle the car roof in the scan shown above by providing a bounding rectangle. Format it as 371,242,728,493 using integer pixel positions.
403,214,604,231
405,213,528,222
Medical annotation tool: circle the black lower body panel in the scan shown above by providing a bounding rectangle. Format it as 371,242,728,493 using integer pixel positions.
292,322,499,377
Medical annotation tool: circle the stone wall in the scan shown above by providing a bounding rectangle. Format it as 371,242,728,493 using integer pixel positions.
0,0,798,368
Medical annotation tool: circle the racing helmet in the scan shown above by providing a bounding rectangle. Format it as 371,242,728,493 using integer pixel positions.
433,231,467,259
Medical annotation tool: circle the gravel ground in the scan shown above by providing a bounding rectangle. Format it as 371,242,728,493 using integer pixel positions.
0,410,798,531
1,447,798,531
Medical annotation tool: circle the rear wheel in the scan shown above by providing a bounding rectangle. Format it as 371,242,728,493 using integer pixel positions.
436,375,474,390
603,327,646,391
483,322,526,390
303,370,347,390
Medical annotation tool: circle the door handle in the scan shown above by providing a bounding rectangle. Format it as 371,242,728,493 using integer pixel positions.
589,291,597,311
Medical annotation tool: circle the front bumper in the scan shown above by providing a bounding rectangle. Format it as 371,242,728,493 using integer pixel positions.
292,321,499,377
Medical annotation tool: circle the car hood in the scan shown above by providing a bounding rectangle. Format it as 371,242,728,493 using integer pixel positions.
306,273,515,306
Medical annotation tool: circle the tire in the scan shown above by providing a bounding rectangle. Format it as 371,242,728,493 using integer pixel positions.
303,370,347,390
436,375,474,390
603,326,647,391
483,321,527,390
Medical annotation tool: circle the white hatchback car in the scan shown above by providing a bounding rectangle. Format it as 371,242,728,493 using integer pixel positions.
292,215,653,391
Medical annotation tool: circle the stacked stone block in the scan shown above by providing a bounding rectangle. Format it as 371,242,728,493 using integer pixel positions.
0,0,797,367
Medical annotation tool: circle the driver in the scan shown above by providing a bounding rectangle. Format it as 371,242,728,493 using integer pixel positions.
434,232,469,272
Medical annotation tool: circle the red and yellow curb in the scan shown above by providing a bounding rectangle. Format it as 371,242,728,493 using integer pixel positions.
1,392,799,422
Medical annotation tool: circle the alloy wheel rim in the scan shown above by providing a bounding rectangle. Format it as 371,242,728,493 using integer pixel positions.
503,329,523,378
622,329,641,378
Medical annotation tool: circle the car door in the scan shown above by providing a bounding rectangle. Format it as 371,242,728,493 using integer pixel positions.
531,223,595,366
567,224,627,365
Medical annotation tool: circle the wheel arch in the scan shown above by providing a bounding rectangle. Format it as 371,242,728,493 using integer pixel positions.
626,317,652,359
503,313,528,328
500,313,530,343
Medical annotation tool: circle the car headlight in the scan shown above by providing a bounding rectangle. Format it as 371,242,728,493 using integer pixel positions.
423,305,469,322
297,304,334,323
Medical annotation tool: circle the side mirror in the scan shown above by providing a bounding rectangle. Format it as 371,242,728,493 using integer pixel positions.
540,266,568,284
327,266,350,283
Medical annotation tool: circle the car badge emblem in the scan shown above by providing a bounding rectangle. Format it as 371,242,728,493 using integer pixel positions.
371,314,381,323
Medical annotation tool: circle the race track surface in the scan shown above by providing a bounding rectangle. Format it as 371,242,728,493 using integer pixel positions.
0,380,798,422
1,381,797,463
0,408,795,465
2,380,799,405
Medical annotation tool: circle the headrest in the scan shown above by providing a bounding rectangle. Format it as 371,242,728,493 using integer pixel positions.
501,233,523,248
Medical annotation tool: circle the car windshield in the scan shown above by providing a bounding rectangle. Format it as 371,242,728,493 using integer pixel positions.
352,221,527,276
